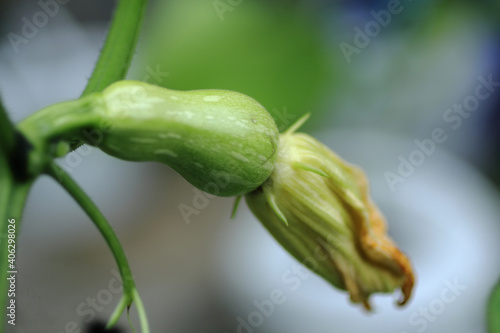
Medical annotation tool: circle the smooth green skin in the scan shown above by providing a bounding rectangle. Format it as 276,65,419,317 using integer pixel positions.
98,81,279,197
17,80,279,196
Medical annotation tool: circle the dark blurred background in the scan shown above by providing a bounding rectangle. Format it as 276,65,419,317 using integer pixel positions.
1,0,500,332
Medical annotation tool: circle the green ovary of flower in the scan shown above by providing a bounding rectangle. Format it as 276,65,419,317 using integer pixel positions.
18,80,280,196
97,81,279,197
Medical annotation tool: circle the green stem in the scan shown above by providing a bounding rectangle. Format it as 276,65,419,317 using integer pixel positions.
82,0,148,96
489,278,500,333
107,295,128,328
132,289,150,333
15,94,103,178
0,151,14,333
71,0,147,152
0,97,15,157
17,94,102,147
46,163,143,327
46,163,150,331
0,150,33,332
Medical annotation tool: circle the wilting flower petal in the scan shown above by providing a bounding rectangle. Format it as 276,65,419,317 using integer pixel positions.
245,115,414,310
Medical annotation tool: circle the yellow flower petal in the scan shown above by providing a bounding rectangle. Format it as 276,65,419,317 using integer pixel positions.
246,128,415,310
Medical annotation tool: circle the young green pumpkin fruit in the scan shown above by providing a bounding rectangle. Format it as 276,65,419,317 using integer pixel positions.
97,81,279,196
97,81,279,197
18,81,279,196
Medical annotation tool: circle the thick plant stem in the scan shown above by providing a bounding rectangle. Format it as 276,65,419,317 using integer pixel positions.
0,151,32,332
70,0,147,153
1,92,33,331
82,0,147,96
0,100,15,157
0,151,14,332
46,163,149,331
12,94,104,180
17,94,102,147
